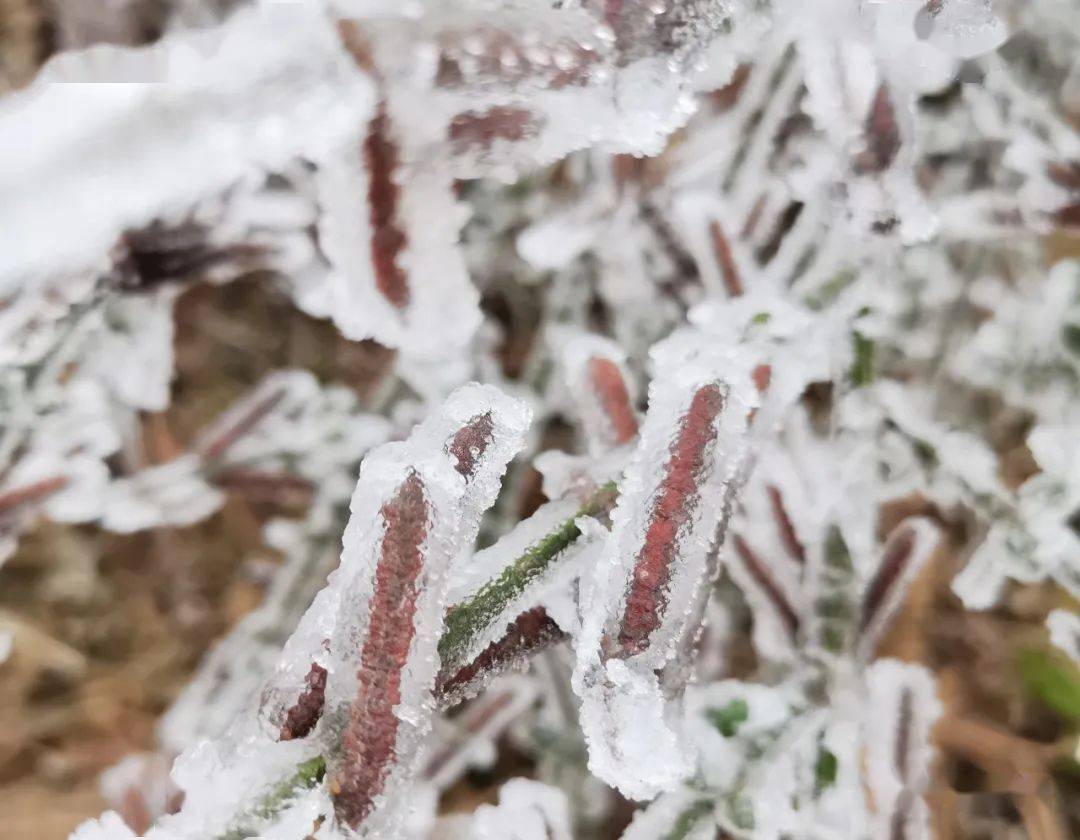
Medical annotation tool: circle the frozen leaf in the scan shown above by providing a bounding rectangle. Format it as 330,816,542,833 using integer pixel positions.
553,328,640,455
575,330,755,799
862,660,942,840
312,106,481,357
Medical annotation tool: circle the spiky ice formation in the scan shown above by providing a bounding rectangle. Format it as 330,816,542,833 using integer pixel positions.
573,330,755,799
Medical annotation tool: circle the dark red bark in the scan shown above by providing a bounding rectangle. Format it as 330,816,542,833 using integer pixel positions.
199,387,287,463
859,525,917,634
0,475,69,515
709,219,745,297
448,107,539,152
279,663,328,741
332,472,429,829
731,533,801,644
615,384,724,656
751,363,772,394
446,412,495,480
435,607,564,697
587,357,639,445
710,64,751,111
364,106,409,309
1046,160,1080,191
767,485,805,566
858,84,901,174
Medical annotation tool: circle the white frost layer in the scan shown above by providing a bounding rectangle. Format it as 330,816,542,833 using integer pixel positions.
0,4,374,291
468,779,573,840
1048,609,1080,664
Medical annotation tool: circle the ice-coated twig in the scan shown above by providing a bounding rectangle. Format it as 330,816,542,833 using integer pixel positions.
103,384,529,840
304,386,528,834
863,660,942,840
423,675,540,790
177,479,616,836
553,329,640,455
436,606,567,704
575,330,755,799
439,483,618,675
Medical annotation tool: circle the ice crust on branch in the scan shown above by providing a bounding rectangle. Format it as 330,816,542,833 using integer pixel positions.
573,330,755,799
553,329,640,455
101,384,529,839
271,384,528,835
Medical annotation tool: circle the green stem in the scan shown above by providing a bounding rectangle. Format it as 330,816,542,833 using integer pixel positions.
438,481,618,668
665,799,714,840
215,755,326,840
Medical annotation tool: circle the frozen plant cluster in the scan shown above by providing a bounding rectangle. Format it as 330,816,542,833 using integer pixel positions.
0,0,1076,838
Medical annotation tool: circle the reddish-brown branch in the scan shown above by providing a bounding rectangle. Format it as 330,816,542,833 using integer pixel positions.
199,387,288,463
615,384,724,656
740,192,768,240
752,363,772,395
213,468,315,507
422,689,516,781
435,606,565,698
709,219,745,297
710,64,751,111
767,485,805,566
731,533,801,644
858,84,901,174
859,525,917,634
364,105,410,310
279,663,328,741
333,472,429,829
1045,160,1080,191
755,201,804,265
0,475,69,515
445,412,495,480
894,686,913,782
587,357,639,445
448,107,539,152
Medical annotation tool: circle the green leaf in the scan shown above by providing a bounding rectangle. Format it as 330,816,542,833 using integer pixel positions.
850,331,875,387
217,755,326,840
1062,323,1080,357
804,269,857,311
706,699,750,737
1018,647,1080,723
665,799,713,840
814,747,838,795
824,526,853,573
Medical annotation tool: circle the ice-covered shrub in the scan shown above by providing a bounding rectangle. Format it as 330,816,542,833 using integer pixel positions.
0,1,1076,838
